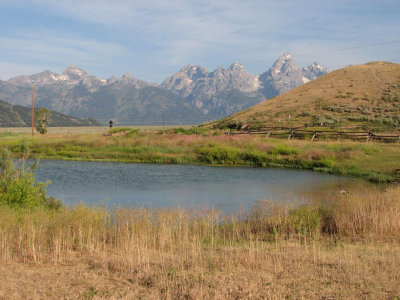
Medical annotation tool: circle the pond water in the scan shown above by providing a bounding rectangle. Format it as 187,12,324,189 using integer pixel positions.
34,160,365,212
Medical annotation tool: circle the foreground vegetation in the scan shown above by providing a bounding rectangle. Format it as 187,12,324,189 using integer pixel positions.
1,128,400,182
1,186,400,298
1,133,400,298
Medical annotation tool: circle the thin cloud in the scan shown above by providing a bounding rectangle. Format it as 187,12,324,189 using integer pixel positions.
0,62,45,80
1,0,399,82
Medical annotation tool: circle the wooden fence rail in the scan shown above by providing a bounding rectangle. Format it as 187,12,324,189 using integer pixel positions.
229,128,400,143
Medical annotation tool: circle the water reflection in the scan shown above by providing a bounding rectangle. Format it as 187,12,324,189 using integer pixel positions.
34,160,369,213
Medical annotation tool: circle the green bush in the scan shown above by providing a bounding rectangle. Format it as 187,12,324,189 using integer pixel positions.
0,148,61,209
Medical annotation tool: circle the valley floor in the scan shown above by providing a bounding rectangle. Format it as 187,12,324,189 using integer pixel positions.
1,241,399,299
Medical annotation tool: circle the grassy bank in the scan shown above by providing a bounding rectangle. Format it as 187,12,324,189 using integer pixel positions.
1,186,400,298
2,129,400,182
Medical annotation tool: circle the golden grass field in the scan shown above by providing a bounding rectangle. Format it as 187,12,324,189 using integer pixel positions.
0,187,400,299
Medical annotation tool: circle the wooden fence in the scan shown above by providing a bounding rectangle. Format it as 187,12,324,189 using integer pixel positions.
228,126,400,143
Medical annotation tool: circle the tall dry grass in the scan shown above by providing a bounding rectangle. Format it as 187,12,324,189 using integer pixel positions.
1,186,400,298
1,186,399,263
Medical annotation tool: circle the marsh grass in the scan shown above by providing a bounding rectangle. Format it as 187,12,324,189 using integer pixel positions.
2,131,400,182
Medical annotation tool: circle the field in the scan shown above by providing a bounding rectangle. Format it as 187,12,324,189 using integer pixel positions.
0,186,400,299
1,127,400,298
0,125,193,135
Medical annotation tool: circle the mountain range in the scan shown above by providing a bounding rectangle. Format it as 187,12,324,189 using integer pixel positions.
0,100,99,127
0,53,327,125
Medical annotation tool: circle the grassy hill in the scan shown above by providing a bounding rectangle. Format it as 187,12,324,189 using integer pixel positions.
215,61,400,131
0,100,99,127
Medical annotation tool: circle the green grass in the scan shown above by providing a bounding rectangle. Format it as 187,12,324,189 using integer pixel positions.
1,131,399,182
0,131,19,138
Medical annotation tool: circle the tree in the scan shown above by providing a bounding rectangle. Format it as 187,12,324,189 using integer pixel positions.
35,108,51,134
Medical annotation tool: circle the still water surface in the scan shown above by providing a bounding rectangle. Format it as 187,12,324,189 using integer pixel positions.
35,160,362,212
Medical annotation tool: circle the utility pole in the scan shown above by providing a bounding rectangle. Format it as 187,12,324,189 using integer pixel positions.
32,82,35,136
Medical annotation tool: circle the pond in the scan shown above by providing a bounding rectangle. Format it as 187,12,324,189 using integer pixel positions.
34,160,366,212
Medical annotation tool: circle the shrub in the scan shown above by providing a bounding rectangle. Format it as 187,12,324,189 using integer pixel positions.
312,114,340,126
0,148,61,209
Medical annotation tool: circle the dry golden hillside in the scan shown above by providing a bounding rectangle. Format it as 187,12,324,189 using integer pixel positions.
216,61,400,131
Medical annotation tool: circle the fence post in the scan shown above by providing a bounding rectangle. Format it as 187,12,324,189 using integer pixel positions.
288,130,293,140
311,131,317,141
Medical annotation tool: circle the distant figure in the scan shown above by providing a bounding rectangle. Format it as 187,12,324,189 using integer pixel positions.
109,120,113,128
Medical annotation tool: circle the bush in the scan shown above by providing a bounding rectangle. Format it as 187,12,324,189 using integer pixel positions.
0,148,61,209
312,114,340,126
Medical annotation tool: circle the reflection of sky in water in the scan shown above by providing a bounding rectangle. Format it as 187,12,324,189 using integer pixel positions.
33,160,362,213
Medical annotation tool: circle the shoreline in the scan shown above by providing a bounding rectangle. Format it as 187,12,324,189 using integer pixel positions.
1,130,399,183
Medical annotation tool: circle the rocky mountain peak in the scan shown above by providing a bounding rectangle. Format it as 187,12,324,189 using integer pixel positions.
302,62,328,81
229,62,245,71
179,65,209,79
115,72,156,89
270,52,299,75
63,64,87,78
258,53,327,97
107,75,117,84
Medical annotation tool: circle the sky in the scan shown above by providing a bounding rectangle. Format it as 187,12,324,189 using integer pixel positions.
1,0,399,83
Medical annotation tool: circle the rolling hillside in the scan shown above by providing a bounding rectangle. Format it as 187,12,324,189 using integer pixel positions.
215,61,400,131
0,100,99,127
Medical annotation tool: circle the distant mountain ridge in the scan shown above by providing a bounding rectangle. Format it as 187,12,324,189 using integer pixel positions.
0,65,203,125
0,53,327,124
0,100,99,127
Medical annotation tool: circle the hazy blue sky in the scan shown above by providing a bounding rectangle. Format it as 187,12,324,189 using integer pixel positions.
1,0,399,83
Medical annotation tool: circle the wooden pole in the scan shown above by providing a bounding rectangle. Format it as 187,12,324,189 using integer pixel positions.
32,82,34,136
